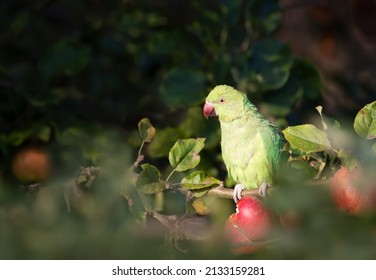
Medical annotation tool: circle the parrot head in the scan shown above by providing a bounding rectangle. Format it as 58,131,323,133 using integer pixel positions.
203,85,250,123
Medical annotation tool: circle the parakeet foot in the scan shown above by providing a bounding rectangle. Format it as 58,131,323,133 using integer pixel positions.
258,182,270,197
233,184,245,204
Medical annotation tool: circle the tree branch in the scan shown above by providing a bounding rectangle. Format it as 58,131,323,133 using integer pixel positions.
208,186,260,199
206,179,330,199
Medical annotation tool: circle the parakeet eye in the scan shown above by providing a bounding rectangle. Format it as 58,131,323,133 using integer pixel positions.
219,98,225,103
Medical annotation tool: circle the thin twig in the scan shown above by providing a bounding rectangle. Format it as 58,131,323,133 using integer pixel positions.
207,179,329,199
21,183,42,195
147,210,178,231
165,169,175,183
132,154,145,169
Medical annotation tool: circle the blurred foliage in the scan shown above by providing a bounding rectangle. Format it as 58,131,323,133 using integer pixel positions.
0,0,375,259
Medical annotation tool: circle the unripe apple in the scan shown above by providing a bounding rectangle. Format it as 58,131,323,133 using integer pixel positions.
330,167,376,214
225,196,271,254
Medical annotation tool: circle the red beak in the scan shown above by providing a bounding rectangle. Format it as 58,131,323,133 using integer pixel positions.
203,101,217,119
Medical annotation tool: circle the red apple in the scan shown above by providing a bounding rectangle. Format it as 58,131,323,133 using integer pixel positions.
330,167,376,214
225,196,271,254
225,213,259,254
12,147,51,182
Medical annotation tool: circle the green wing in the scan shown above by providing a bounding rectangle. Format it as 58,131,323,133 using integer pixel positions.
222,120,284,189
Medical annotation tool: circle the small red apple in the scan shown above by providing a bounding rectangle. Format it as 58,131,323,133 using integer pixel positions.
12,147,51,182
330,167,376,215
225,196,271,254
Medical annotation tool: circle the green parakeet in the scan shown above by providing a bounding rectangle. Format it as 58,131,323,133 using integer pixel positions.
203,85,285,202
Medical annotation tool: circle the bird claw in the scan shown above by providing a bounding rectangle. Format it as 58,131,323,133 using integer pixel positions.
233,183,270,203
258,182,270,197
233,184,245,204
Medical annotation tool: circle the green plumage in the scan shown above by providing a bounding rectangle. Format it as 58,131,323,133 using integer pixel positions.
205,85,285,190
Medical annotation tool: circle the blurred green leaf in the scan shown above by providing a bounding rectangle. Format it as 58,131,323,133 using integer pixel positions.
136,164,165,194
138,118,156,143
58,127,87,146
244,39,293,93
260,59,322,117
10,11,30,34
283,124,331,153
169,138,205,172
179,107,207,137
292,59,323,100
128,200,147,224
220,0,242,27
39,40,91,79
181,171,220,190
159,68,207,108
191,188,212,198
37,125,52,143
289,159,318,179
148,127,184,158
354,101,376,140
249,0,282,36
6,130,32,146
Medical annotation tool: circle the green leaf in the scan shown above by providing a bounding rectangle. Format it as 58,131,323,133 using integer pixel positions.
159,68,207,108
179,107,207,137
169,138,205,172
37,125,52,143
315,106,328,130
148,127,184,158
137,183,165,196
249,0,282,36
122,187,147,224
181,171,221,190
289,159,318,179
7,129,33,146
354,101,376,140
292,59,323,100
138,118,156,143
191,188,211,198
58,127,87,146
136,164,166,194
315,105,341,131
260,59,322,117
283,124,331,153
220,0,242,27
244,39,293,93
39,39,91,79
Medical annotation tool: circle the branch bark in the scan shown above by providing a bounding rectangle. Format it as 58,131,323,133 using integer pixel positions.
207,186,260,199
